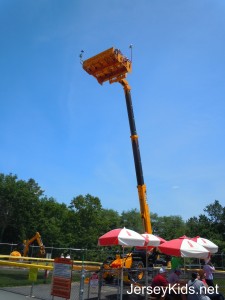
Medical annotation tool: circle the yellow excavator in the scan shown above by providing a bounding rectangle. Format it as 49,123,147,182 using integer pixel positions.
82,47,154,282
10,232,46,257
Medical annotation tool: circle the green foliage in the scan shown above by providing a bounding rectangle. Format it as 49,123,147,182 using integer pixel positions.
0,173,224,257
120,209,143,233
186,200,225,252
98,209,120,235
152,214,186,240
0,174,44,242
69,194,103,249
37,197,70,247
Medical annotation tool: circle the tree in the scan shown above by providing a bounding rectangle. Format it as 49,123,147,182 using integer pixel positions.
152,214,186,240
204,200,224,223
0,173,17,241
186,200,225,252
185,214,212,238
120,209,143,233
2,172,224,257
37,197,70,247
70,194,103,249
203,201,225,251
98,208,120,235
0,174,44,242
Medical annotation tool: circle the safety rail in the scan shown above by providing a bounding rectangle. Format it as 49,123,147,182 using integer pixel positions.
0,256,224,300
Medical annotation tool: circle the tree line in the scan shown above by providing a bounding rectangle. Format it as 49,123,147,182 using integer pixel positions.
0,173,224,253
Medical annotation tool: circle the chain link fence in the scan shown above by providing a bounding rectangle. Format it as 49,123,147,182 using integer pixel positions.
0,243,113,262
0,259,148,299
0,267,101,300
0,243,225,299
1,243,225,269
0,262,225,300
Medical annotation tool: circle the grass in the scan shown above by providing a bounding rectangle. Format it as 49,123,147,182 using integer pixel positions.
0,268,51,287
214,278,225,295
0,268,80,287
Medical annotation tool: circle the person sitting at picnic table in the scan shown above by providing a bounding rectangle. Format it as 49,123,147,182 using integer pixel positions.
152,267,169,287
151,267,183,300
151,267,170,299
198,269,224,300
168,269,182,284
187,272,210,300
168,268,188,300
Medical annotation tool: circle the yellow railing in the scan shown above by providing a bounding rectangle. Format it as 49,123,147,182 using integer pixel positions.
0,255,102,271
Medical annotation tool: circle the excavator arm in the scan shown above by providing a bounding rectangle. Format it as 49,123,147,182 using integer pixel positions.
23,232,45,257
82,47,152,233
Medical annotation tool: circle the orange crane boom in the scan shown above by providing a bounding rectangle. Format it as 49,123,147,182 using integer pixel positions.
82,47,152,234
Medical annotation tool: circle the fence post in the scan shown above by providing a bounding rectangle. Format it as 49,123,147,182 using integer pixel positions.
79,251,85,300
30,282,34,297
87,275,91,299
97,268,103,300
79,268,85,300
117,269,120,300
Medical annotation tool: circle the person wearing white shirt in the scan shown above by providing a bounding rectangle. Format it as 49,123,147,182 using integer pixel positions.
203,260,215,287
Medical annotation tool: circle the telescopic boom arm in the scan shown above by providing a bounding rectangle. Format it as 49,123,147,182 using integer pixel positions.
82,47,152,233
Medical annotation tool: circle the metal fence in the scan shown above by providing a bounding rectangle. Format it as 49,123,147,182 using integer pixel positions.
0,244,225,300
0,259,225,300
0,243,114,263
0,261,149,300
0,267,100,300
1,243,225,269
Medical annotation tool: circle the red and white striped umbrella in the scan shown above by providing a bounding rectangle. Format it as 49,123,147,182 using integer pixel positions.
98,227,146,247
135,233,166,250
142,233,166,247
158,235,210,258
98,228,145,300
190,236,218,254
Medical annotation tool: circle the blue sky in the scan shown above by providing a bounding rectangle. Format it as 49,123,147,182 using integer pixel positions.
1,0,225,222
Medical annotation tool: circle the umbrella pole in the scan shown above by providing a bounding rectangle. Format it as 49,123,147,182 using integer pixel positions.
145,248,148,300
184,257,186,278
120,246,124,300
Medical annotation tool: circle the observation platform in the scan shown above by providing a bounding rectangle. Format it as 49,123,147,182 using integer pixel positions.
82,47,132,85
